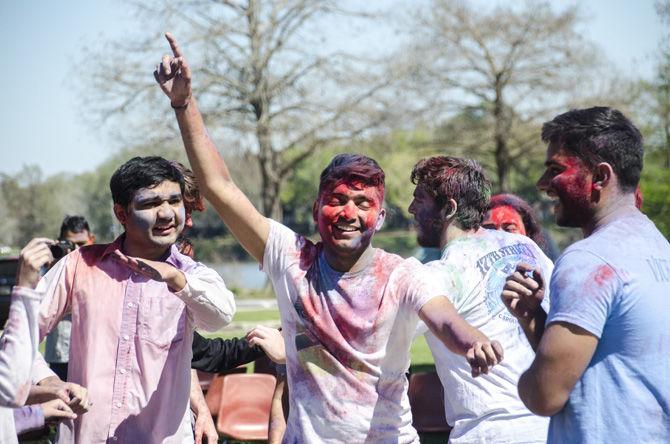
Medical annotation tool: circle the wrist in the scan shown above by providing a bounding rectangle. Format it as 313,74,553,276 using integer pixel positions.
171,98,190,110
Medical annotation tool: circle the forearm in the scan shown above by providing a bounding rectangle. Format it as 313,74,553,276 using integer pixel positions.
518,365,567,417
13,405,45,434
0,288,42,407
174,99,235,194
192,333,265,373
268,376,287,444
189,369,208,414
517,309,547,351
173,269,236,332
421,297,488,356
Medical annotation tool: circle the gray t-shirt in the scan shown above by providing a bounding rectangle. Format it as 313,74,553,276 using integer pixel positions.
263,220,441,444
547,212,670,443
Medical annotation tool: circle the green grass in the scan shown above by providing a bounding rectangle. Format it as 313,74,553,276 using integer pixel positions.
207,308,436,371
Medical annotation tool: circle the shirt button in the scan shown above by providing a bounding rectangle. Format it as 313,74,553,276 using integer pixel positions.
122,335,129,341
119,368,126,374
116,402,122,408
127,302,133,308
111,437,118,441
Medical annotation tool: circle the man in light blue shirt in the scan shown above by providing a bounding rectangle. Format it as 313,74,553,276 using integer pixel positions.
502,107,670,442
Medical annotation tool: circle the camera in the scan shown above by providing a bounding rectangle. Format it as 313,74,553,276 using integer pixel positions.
49,240,75,260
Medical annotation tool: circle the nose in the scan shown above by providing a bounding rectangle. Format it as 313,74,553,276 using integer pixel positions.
408,199,416,215
340,201,357,220
536,172,549,192
157,201,174,219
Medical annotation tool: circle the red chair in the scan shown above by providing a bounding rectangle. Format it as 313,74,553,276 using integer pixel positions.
216,373,277,441
408,372,452,434
199,366,248,417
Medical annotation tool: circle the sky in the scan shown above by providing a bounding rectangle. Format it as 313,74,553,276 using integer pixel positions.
0,0,665,178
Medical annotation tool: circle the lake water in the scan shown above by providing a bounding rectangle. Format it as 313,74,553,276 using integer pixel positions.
205,261,268,290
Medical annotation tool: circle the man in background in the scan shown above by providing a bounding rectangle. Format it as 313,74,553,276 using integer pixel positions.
44,216,95,381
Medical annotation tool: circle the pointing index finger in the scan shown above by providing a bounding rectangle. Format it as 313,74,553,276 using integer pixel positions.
165,32,183,58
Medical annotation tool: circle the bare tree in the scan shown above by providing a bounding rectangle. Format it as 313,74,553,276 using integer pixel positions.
79,0,396,220
405,0,600,191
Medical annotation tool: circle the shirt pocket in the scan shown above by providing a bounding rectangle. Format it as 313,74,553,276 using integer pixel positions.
138,292,186,348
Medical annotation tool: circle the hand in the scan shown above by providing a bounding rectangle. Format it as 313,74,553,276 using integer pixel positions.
246,326,286,364
41,398,77,422
112,250,186,291
501,262,545,321
38,377,91,415
154,32,192,108
16,238,55,289
466,340,504,378
193,407,218,444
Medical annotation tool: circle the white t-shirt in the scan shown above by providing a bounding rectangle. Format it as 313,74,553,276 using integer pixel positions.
263,220,442,444
420,228,552,443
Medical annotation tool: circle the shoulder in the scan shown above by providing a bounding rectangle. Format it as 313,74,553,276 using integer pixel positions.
73,243,108,266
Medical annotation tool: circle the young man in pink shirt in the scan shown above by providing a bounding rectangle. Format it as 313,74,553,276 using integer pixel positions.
31,156,236,443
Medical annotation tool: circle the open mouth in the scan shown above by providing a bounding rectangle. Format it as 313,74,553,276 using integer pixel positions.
333,223,359,236
152,224,176,236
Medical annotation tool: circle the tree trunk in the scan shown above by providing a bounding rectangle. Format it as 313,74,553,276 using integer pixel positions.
493,77,510,192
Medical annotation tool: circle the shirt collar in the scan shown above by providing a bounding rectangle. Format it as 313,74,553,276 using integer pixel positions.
101,234,187,269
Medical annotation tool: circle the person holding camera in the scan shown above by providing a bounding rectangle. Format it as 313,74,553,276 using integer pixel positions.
44,216,96,381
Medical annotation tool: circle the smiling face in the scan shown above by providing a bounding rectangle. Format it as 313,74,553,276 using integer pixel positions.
482,205,526,236
314,181,385,260
537,143,594,228
408,185,444,248
114,180,185,259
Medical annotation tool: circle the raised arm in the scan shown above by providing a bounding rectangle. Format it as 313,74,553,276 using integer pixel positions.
154,33,269,263
0,239,53,407
419,296,504,377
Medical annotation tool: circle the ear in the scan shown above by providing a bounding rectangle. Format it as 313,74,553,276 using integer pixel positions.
375,208,386,231
113,203,128,226
312,200,319,224
443,198,458,220
89,234,97,244
592,163,614,191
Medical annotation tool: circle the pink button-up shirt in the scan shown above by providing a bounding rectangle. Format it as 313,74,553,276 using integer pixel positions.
31,237,235,443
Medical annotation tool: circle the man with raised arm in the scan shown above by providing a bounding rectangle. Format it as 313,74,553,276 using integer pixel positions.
155,33,503,443
502,107,670,442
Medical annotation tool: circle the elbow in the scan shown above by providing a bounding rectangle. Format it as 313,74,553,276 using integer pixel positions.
522,397,565,417
518,372,568,417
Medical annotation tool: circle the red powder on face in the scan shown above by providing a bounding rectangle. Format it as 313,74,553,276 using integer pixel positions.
316,182,383,251
485,205,526,236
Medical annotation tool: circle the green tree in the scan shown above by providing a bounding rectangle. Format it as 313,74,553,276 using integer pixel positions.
405,0,600,192
79,0,396,221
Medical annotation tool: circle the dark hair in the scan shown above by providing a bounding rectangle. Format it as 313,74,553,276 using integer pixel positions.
411,156,491,230
488,194,546,250
59,215,91,239
109,156,185,207
318,154,385,200
541,107,643,192
171,161,205,214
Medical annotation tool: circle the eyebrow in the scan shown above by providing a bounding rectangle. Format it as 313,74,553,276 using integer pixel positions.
135,192,182,203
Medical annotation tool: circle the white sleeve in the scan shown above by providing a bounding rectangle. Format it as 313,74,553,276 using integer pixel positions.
172,263,236,332
0,287,42,407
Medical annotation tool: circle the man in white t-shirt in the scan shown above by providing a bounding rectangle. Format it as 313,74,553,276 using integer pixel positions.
153,33,504,443
409,156,552,443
